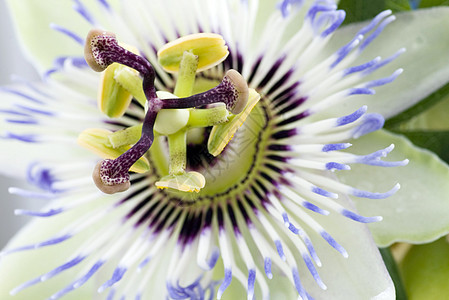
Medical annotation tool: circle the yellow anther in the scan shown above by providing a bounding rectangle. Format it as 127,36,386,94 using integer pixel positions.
77,128,150,173
207,89,261,157
153,91,190,135
157,33,229,73
98,44,141,118
155,171,206,193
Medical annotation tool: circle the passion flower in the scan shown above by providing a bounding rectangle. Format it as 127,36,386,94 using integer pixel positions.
3,0,434,299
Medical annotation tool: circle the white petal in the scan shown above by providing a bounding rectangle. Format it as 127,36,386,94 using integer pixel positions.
321,8,449,119
5,0,119,72
0,204,98,299
339,129,449,247
302,194,394,299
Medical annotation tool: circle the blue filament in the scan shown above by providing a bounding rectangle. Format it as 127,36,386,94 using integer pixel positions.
264,257,273,278
360,15,395,51
303,254,325,289
247,269,256,298
292,268,308,300
312,186,337,199
99,266,128,292
72,0,96,25
331,35,362,68
278,0,304,18
325,162,350,171
351,184,399,199
0,87,44,104
3,132,38,143
321,10,345,37
3,233,72,255
15,208,65,217
50,24,84,45
217,269,232,298
275,240,286,261
50,260,106,299
303,201,329,215
352,113,384,138
322,143,352,152
344,57,380,76
320,231,348,257
357,10,392,36
341,209,382,223
336,106,367,126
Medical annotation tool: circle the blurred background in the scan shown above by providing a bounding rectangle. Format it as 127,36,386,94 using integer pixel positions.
0,0,40,248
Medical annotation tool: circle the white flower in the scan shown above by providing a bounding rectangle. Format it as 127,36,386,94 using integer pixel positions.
2,0,449,299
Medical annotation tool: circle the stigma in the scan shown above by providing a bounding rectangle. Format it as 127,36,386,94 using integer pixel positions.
81,29,258,195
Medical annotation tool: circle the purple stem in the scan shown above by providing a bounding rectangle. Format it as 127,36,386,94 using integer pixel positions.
96,35,157,99
109,107,158,176
94,34,239,179
161,76,237,111
95,36,161,176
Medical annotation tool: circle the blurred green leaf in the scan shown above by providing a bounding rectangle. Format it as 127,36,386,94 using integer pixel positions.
420,0,449,7
400,238,449,299
391,130,449,163
386,0,412,11
396,93,449,131
380,247,408,300
385,81,449,129
338,0,386,24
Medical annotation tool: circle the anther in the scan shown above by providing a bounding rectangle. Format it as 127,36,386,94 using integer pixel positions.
157,33,228,74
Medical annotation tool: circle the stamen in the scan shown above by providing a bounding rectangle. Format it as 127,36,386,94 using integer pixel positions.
77,128,150,173
84,29,252,194
108,124,143,149
157,33,229,73
155,171,206,193
90,106,157,194
98,44,141,118
208,88,260,156
187,105,229,127
84,30,160,193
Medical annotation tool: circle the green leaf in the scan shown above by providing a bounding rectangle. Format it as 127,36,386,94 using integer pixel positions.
385,81,449,128
379,247,408,300
338,130,449,247
419,0,449,7
400,237,449,299
338,0,386,24
385,0,412,12
397,91,449,131
390,131,449,164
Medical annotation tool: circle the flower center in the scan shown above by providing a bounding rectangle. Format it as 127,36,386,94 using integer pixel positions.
80,30,260,197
